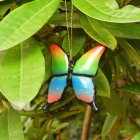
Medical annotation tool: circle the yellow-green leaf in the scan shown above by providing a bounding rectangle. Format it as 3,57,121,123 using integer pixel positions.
0,109,24,140
0,38,45,109
80,14,117,50
0,0,61,51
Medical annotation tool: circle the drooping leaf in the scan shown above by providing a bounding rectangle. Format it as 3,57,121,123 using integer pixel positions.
44,46,52,81
93,69,110,97
118,52,137,82
47,131,54,140
115,85,140,95
132,134,140,140
118,38,140,69
0,108,24,140
49,12,140,40
0,3,11,16
80,14,117,50
56,105,85,119
72,0,140,23
102,113,123,140
102,92,126,116
0,38,45,109
128,39,140,56
48,12,81,28
101,22,140,39
0,0,61,51
62,28,86,57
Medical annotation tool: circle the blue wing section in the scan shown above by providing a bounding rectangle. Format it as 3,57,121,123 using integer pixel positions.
47,76,67,104
72,76,95,103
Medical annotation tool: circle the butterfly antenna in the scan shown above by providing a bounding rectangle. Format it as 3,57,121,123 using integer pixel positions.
43,103,50,113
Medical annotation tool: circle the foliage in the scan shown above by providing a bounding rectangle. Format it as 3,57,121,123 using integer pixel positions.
0,0,140,139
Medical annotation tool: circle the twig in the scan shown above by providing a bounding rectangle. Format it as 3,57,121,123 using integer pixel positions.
81,105,92,140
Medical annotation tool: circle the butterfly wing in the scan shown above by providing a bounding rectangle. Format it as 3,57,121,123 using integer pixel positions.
72,45,106,110
50,44,69,75
73,45,106,76
48,76,67,103
44,44,69,112
72,76,98,111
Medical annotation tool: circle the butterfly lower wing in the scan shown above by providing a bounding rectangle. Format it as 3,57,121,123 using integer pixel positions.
44,76,67,112
72,76,98,111
73,45,106,76
50,44,69,75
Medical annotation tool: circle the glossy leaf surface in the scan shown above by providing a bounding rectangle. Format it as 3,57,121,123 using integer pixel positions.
101,22,140,39
0,38,45,109
118,38,140,69
102,114,123,139
115,85,140,95
0,0,61,51
132,134,140,140
102,92,126,116
0,3,11,16
62,28,86,57
72,0,140,23
93,69,110,97
49,12,140,39
80,14,117,50
0,109,24,140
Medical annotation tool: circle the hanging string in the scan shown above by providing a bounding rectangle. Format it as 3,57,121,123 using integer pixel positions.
64,0,73,61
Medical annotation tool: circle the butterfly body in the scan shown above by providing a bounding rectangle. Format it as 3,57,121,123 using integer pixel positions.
43,44,106,112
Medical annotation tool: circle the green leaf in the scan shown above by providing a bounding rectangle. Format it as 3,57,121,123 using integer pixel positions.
102,113,123,140
0,3,11,16
93,69,110,97
0,38,45,109
72,0,140,23
118,38,140,69
115,85,140,95
48,12,81,28
118,53,137,82
0,108,24,140
56,105,85,119
80,14,117,50
53,122,69,132
128,39,140,56
0,0,61,51
62,28,86,57
132,134,140,140
44,46,52,81
49,12,140,40
47,131,54,140
101,22,140,39
102,92,126,116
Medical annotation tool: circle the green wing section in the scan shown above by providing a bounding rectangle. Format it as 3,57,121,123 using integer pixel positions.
73,45,106,76
50,44,68,75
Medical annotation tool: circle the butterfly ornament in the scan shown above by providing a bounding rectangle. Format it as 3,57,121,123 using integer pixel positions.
43,44,106,112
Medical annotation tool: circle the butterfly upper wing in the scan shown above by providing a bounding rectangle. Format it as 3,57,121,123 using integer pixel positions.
50,44,69,75
73,45,106,76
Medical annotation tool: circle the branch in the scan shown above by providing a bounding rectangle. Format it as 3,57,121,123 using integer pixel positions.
81,105,92,140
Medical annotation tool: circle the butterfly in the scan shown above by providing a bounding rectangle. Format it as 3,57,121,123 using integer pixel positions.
43,44,106,112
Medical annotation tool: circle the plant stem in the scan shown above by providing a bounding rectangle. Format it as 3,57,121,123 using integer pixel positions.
81,105,92,140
